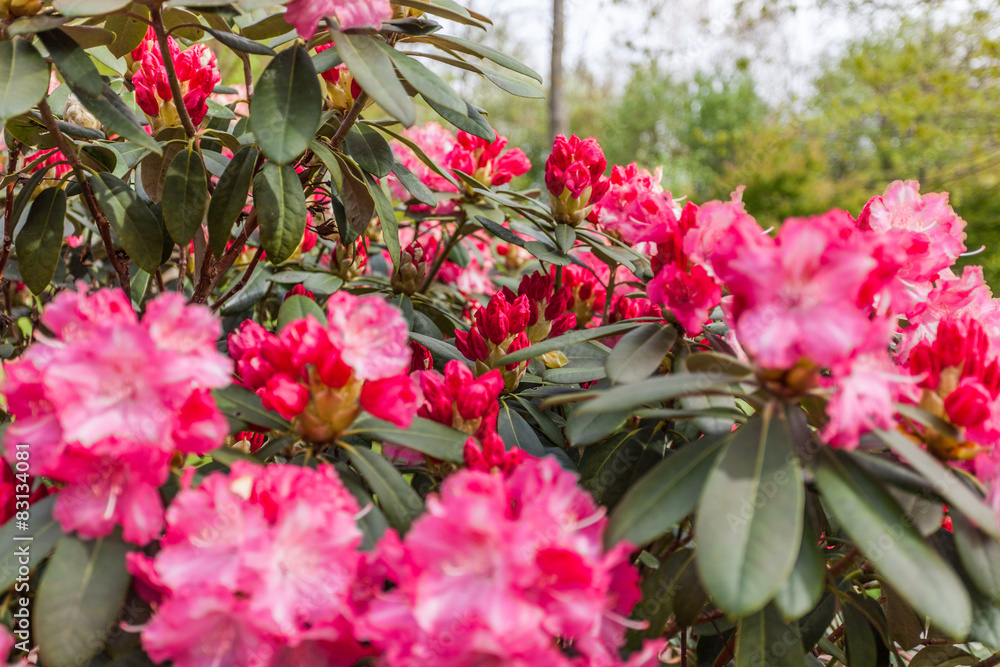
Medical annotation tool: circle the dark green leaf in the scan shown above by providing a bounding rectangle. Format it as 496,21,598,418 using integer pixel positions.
38,29,102,96
344,124,395,178
239,13,293,39
34,532,132,667
104,5,149,59
735,603,808,667
204,26,276,56
365,172,400,268
909,646,976,667
475,214,523,246
684,351,754,377
543,364,606,384
250,46,322,164
627,548,696,647
773,509,825,621
382,42,466,114
0,41,49,125
875,428,999,537
334,155,374,245
0,495,60,591
576,371,738,416
312,46,341,73
391,0,485,27
409,332,468,366
9,169,51,230
416,34,542,82
207,145,257,257
344,445,423,532
605,433,730,548
953,509,1000,602
276,294,325,332
56,25,114,48
351,415,466,463
605,323,677,384
371,122,460,188
335,33,415,126
212,384,291,432
497,320,649,365
695,406,804,616
813,447,972,638
254,161,307,264
580,428,651,507
333,463,388,550
497,401,544,458
72,83,161,155
885,585,924,650
565,406,628,446
162,146,208,245
842,599,880,667
16,186,66,294
391,160,436,206
88,173,165,273
511,394,565,446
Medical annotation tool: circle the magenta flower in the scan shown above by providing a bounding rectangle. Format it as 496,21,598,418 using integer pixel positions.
285,0,392,40
131,28,220,129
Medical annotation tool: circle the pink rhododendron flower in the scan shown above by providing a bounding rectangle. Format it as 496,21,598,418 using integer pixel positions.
446,131,531,187
359,456,646,666
326,291,411,380
546,134,610,224
712,215,884,370
2,288,231,543
132,28,220,128
647,263,720,335
392,121,459,195
900,266,1000,358
141,461,375,666
594,163,675,244
285,0,392,40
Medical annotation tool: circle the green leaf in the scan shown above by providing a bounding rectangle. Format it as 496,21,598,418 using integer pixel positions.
254,161,306,264
333,155,375,245
276,294,325,331
875,428,999,537
334,463,388,550
580,428,652,507
565,406,628,446
16,186,66,295
684,351,754,377
391,160,437,206
909,646,977,667
381,42,466,114
371,122,460,189
51,0,128,16
38,29,102,96
34,532,132,667
344,124,395,178
212,384,291,432
162,146,208,245
543,364,606,385
312,46,342,73
735,603,808,667
365,172,400,268
203,26,277,56
813,447,972,638
207,145,258,258
335,33,416,126
605,433,731,548
391,0,485,27
576,371,738,416
0,40,49,125
0,495,60,591
351,415,466,463
497,320,649,365
952,509,1000,602
250,46,321,165
695,406,804,616
104,4,149,59
773,508,825,621
497,400,544,458
344,445,423,532
409,332,469,366
425,95,493,141
605,323,677,384
71,83,162,155
842,598,880,667
239,13,293,40
415,34,542,82
88,173,165,273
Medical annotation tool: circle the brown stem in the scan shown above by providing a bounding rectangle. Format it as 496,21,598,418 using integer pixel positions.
329,91,370,151
37,99,131,297
189,210,258,304
829,547,861,577
712,631,736,667
176,243,188,293
0,141,22,281
662,609,725,642
150,5,198,138
240,52,254,99
211,245,263,312
972,653,1000,667
421,217,466,292
602,264,616,323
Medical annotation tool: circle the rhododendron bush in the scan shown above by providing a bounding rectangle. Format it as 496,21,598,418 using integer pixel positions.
2,2,1000,666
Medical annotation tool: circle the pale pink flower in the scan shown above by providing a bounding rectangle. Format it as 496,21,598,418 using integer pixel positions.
594,163,675,245
901,265,1000,358
285,0,392,40
326,292,411,380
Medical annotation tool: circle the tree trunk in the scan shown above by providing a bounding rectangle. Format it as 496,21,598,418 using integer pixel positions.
549,0,568,142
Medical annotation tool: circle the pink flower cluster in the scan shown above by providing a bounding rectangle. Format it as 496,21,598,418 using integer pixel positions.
447,131,532,188
228,292,417,441
132,28,220,128
286,0,392,40
136,461,374,665
361,456,664,667
593,164,674,244
1,287,231,544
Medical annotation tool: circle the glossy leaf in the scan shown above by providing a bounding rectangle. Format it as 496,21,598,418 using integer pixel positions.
162,146,208,245
497,320,649,365
605,323,677,384
253,161,307,264
38,29,102,96
335,32,416,126
952,509,1000,602
365,172,401,268
88,173,166,273
16,187,66,295
344,124,395,178
695,406,804,616
212,384,291,432
565,407,629,446
203,26,277,56
605,432,730,548
250,46,322,165
207,145,258,257
350,415,467,463
0,40,49,125
813,447,972,638
333,155,375,245
72,83,162,155
51,0,129,16
576,371,737,416
735,603,808,667
276,294,326,332
382,42,466,114
0,495,60,591
34,532,132,667
344,445,423,533
391,160,437,206
497,400,545,458
773,509,825,621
